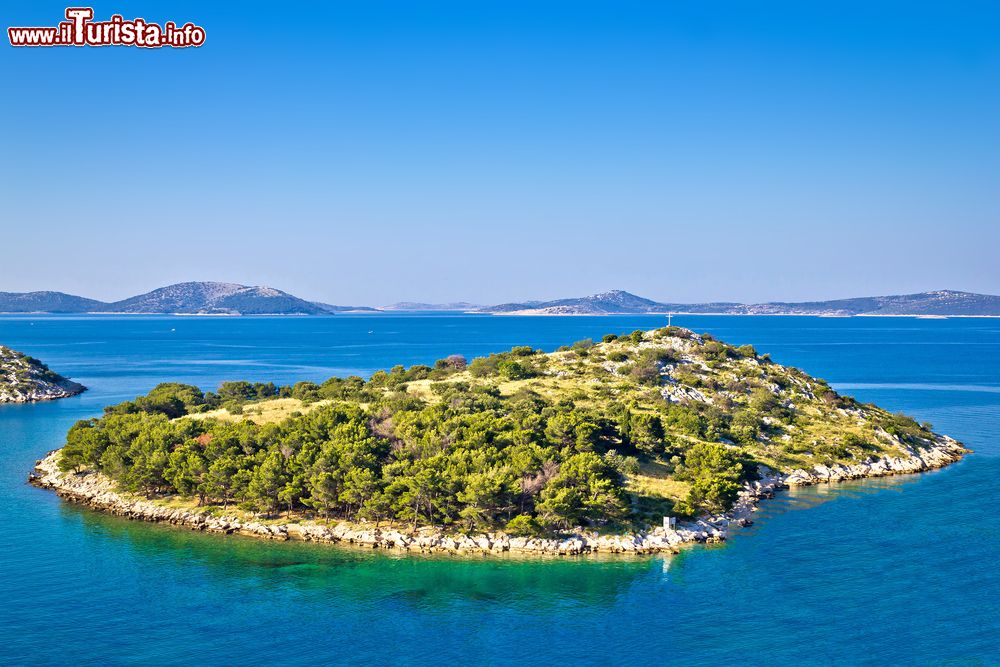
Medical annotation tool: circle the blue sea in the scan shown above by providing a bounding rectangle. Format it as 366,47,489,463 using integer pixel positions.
0,314,997,666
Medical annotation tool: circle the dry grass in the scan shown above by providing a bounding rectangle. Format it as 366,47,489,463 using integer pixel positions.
185,398,332,425
629,459,689,502
404,379,437,401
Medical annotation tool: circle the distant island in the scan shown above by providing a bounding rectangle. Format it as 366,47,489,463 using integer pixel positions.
0,346,85,403
3,283,1000,317
31,326,965,555
0,283,346,316
480,289,1000,316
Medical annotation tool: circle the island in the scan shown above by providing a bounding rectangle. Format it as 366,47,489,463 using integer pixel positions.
30,327,966,555
0,282,346,315
4,282,1000,316
0,346,86,403
479,289,1000,316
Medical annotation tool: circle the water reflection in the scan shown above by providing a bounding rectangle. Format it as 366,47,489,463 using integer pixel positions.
52,455,977,613
61,502,661,609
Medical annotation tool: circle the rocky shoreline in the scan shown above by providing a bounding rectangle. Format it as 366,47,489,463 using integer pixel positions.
0,345,86,404
0,384,85,404
29,436,968,557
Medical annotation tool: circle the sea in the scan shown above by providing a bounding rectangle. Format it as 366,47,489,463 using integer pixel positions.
0,314,997,665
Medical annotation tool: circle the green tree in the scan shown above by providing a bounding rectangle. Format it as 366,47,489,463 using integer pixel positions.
675,442,751,513
456,467,515,530
305,470,342,518
340,467,379,519
279,478,305,517
629,413,665,454
729,410,762,445
536,453,627,528
165,444,208,503
246,451,286,515
497,360,531,380
203,455,241,507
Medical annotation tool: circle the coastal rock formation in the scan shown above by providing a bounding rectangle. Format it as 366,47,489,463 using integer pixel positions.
0,346,85,403
29,435,966,557
781,437,967,484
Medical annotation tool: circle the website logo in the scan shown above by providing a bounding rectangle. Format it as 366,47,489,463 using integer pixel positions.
8,7,206,48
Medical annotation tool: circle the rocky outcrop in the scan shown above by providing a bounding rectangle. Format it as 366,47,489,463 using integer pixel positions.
0,346,85,403
782,436,967,486
28,436,967,557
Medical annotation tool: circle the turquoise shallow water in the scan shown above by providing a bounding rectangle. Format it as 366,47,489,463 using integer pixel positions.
0,314,998,665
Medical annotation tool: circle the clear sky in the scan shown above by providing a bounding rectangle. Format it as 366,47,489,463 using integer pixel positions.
2,1,998,305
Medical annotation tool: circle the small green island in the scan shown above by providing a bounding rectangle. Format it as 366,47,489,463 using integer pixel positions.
32,327,966,555
0,346,86,403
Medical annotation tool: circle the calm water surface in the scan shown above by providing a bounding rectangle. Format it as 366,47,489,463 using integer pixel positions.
0,315,997,665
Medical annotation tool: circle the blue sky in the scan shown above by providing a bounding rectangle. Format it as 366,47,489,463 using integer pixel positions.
2,1,998,305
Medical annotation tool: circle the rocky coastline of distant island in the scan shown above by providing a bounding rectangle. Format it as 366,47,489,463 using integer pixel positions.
0,346,85,404
29,436,966,557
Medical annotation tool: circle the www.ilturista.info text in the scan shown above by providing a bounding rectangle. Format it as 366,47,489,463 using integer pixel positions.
8,8,205,48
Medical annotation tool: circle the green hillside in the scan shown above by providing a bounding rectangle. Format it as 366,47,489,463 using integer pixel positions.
56,326,942,535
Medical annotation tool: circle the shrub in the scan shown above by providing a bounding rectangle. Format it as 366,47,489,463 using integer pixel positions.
660,326,694,340
628,413,666,454
882,412,928,442
660,404,705,438
627,362,661,386
626,352,671,386
468,355,501,377
637,347,676,365
748,388,779,414
701,341,732,362
318,376,366,400
290,381,321,402
842,432,876,451
498,360,532,380
729,410,762,445
603,450,640,476
505,514,545,537
434,354,468,371
674,442,754,513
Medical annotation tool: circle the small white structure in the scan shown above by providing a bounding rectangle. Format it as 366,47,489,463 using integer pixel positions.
663,516,677,530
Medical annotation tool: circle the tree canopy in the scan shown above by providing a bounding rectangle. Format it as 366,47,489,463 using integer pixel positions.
58,326,934,535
